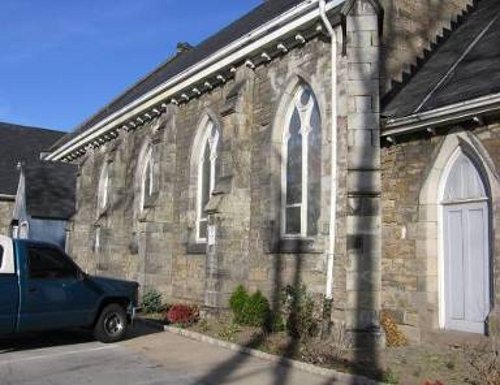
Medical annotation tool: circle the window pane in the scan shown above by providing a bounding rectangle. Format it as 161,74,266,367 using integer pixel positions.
28,247,76,279
99,165,109,210
300,88,311,106
286,207,301,234
144,159,152,199
199,220,208,240
290,107,301,135
310,101,320,131
201,143,211,213
286,108,302,205
308,101,321,236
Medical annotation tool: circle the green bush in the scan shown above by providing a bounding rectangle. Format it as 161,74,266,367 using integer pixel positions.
241,290,270,328
229,286,271,328
281,284,317,339
141,288,164,314
229,285,249,324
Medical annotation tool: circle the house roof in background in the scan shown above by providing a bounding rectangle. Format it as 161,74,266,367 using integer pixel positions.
24,161,77,220
53,0,308,149
0,122,65,196
383,0,500,120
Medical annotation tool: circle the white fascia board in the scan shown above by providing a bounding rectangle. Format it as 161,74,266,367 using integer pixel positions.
48,0,344,161
383,92,500,136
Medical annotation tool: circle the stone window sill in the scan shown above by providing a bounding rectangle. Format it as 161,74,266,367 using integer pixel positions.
267,237,322,254
186,242,207,255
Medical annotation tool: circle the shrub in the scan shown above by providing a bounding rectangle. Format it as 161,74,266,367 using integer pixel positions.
217,322,241,342
229,286,271,329
241,290,270,328
463,337,500,385
141,288,164,314
229,285,249,324
281,284,317,339
166,304,199,326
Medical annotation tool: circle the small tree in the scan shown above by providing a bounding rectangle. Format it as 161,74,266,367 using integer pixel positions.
229,285,249,324
141,288,164,314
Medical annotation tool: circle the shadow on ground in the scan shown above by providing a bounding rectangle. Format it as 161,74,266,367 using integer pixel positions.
0,320,163,354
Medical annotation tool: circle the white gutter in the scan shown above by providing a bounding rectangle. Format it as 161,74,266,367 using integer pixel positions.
383,92,500,136
48,0,345,161
0,194,15,201
319,0,338,300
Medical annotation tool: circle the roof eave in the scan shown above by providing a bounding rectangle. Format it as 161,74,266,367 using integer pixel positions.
47,0,345,162
0,194,15,201
382,92,500,137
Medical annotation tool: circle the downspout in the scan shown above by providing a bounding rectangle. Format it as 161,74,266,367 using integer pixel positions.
319,0,338,300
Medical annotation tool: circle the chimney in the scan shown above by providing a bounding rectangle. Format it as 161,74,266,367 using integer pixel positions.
176,42,193,55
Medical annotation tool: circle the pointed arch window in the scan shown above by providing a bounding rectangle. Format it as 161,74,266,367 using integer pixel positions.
140,145,155,211
282,84,321,237
196,119,219,242
97,162,109,214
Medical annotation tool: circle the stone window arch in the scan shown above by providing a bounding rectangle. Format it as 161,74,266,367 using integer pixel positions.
192,116,220,243
281,83,322,238
97,161,110,216
135,140,158,214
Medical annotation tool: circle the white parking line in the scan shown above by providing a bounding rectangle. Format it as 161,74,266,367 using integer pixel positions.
0,345,119,366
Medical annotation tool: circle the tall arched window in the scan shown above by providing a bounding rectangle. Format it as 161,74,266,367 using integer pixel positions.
97,162,109,215
139,145,154,211
196,119,219,242
441,149,491,333
282,84,321,237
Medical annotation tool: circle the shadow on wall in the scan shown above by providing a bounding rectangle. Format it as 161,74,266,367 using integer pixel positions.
67,1,469,384
191,0,465,384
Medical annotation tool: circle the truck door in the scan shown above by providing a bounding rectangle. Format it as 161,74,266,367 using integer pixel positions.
0,237,18,334
18,244,100,332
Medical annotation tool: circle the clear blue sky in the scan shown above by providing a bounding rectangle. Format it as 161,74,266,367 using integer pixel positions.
0,0,262,132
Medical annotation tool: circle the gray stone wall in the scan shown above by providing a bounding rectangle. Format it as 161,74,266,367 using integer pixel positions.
69,36,344,308
381,122,500,342
67,1,384,336
0,199,14,236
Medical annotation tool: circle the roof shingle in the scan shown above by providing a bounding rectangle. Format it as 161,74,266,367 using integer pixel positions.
383,0,500,119
55,0,307,148
24,161,77,220
0,122,65,196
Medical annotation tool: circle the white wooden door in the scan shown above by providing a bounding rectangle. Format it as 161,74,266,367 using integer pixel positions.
442,152,490,334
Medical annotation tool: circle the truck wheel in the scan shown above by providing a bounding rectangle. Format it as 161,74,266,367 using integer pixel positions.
94,304,128,343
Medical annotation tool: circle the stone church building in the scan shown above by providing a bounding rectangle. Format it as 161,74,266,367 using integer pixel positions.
45,0,499,344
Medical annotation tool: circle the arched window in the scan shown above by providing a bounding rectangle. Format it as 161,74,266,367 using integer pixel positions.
282,84,321,237
140,145,154,211
97,162,109,214
441,150,490,333
196,118,219,242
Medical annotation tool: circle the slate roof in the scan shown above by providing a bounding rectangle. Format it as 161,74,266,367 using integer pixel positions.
383,0,500,119
55,0,309,148
24,161,77,220
0,122,65,196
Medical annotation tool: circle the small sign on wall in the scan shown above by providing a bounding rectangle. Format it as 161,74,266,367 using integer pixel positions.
208,225,216,246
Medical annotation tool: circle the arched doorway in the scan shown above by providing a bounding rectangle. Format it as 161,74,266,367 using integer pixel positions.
441,150,491,333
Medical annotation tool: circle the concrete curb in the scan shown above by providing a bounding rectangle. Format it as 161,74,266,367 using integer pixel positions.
137,319,384,385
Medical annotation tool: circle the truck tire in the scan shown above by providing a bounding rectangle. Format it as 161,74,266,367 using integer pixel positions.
93,303,128,343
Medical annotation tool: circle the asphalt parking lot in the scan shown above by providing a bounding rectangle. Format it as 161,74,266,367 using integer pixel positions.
0,325,192,385
0,323,355,385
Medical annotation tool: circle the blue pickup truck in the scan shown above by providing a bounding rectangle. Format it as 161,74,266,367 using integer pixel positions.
0,235,139,342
